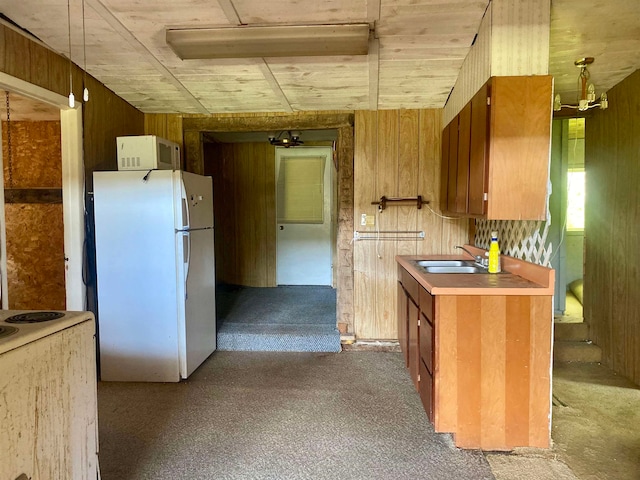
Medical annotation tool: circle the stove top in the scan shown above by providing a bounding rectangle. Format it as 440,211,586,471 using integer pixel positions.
5,311,66,324
0,310,94,355
0,325,18,339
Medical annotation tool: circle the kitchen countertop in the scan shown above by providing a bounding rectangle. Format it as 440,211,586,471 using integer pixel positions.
396,246,555,296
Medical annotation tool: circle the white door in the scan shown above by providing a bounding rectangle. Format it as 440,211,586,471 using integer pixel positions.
276,147,333,285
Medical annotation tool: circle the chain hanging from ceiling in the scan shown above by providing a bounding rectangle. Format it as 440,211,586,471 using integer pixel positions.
4,91,13,189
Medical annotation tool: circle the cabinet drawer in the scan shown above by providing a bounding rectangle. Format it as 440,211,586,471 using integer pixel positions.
401,268,420,304
419,287,434,323
419,314,433,375
419,358,433,422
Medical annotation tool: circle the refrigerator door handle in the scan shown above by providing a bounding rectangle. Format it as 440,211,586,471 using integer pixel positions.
181,180,190,230
182,232,191,300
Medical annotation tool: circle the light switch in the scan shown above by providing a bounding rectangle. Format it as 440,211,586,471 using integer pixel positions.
361,213,367,226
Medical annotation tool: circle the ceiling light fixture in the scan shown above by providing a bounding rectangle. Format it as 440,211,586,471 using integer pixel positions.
166,24,370,60
67,0,74,108
269,131,304,148
81,0,89,102
554,57,608,112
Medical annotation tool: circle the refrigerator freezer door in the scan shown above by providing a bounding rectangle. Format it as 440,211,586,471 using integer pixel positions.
94,170,181,382
177,171,215,230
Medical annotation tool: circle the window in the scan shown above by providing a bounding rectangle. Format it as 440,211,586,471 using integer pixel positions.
276,156,325,224
567,169,585,231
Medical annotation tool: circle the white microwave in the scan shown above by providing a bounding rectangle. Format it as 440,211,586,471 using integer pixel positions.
116,135,180,171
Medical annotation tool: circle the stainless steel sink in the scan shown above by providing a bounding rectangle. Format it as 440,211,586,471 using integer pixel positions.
422,265,485,274
411,259,494,274
416,259,476,267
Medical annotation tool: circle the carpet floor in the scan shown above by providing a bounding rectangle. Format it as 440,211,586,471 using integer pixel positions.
216,285,340,352
98,351,494,480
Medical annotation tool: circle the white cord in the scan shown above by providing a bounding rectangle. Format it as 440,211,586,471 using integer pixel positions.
376,207,382,258
425,203,462,220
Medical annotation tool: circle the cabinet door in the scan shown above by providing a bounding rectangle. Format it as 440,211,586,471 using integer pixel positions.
456,102,471,213
419,358,433,422
419,313,433,375
440,122,451,213
486,75,552,220
408,298,420,391
446,116,459,213
397,281,409,367
468,82,489,215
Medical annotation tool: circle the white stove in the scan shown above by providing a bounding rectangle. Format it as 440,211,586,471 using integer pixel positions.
0,310,94,355
0,309,99,478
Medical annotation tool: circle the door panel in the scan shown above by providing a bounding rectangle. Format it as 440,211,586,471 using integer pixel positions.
276,147,333,286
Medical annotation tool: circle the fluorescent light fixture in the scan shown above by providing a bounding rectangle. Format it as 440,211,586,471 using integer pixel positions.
166,24,370,59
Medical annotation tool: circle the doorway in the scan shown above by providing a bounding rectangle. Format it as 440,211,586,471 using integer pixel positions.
1,91,65,309
550,118,585,322
0,75,85,310
203,131,340,351
276,146,334,286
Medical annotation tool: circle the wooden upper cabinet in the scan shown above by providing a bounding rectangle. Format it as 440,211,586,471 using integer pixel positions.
456,103,471,214
446,116,459,213
441,75,552,220
440,122,450,213
468,83,489,215
486,76,552,220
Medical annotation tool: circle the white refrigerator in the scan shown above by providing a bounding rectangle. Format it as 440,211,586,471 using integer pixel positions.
93,170,216,382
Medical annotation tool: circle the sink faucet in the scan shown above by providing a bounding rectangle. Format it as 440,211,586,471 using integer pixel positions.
455,245,486,267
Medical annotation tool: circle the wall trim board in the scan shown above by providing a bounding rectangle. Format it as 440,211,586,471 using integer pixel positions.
4,188,62,203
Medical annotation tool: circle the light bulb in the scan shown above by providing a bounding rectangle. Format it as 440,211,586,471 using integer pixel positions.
553,94,562,111
600,92,608,110
68,92,75,108
83,87,89,102
587,83,596,102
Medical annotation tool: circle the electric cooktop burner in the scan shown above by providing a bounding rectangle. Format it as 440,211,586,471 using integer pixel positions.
0,325,19,339
5,311,65,324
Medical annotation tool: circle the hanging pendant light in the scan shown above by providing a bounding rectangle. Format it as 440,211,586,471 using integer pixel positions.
67,0,74,108
81,0,89,102
554,57,608,112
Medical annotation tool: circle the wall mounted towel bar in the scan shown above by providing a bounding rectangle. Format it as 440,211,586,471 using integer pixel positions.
371,195,429,211
354,230,425,241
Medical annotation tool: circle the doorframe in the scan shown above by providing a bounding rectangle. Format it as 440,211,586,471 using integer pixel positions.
0,72,85,310
182,114,354,334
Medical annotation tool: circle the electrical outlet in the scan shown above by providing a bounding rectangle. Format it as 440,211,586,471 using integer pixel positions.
365,215,375,226
360,213,367,226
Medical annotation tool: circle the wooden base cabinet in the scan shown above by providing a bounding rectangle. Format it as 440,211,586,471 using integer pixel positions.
397,266,553,450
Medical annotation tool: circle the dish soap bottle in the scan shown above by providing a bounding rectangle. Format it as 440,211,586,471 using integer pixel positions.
488,231,501,273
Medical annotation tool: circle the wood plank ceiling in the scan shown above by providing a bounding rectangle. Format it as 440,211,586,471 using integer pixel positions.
1,0,639,115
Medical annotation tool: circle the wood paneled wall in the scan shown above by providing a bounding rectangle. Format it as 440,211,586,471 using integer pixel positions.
0,23,145,187
204,142,276,287
585,69,640,385
354,110,468,339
